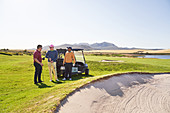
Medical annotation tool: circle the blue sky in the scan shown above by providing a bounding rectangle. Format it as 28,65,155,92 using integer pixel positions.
0,0,170,49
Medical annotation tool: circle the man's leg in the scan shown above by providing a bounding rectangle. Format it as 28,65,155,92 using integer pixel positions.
52,62,58,80
38,63,42,82
48,62,53,81
34,62,38,84
68,63,72,79
64,64,69,79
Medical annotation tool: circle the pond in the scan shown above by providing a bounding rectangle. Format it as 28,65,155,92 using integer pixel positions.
138,55,170,59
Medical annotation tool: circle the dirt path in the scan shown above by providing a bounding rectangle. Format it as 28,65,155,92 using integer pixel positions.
56,74,170,113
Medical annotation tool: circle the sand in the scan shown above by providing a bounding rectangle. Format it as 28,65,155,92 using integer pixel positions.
56,74,170,113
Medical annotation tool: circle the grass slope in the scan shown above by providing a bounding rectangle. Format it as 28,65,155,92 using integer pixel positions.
0,55,170,112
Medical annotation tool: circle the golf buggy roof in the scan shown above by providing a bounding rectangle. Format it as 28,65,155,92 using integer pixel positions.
72,49,84,51
57,48,84,51
56,48,84,54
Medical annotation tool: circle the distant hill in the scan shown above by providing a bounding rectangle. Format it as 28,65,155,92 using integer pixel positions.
90,42,119,50
40,42,163,51
43,42,119,51
43,44,93,51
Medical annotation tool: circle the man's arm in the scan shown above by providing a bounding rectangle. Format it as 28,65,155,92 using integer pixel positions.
46,51,52,62
63,54,66,65
45,51,49,58
72,53,76,64
53,51,58,61
34,58,43,66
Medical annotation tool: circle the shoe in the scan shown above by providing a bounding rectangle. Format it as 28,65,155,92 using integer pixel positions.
69,78,72,81
34,82,38,84
56,79,60,82
50,80,53,82
38,81,43,83
62,78,66,81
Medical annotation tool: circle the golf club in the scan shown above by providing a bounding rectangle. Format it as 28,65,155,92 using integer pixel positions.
42,57,45,82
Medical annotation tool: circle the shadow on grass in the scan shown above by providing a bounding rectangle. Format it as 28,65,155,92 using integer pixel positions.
52,81,63,84
36,82,53,88
57,74,94,81
72,74,94,81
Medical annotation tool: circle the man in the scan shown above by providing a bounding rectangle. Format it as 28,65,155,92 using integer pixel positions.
63,47,76,81
46,44,59,82
33,45,44,84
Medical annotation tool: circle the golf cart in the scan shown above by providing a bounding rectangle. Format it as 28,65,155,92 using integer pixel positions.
56,48,89,77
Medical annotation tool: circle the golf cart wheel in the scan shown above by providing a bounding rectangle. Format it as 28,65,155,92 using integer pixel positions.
85,69,89,75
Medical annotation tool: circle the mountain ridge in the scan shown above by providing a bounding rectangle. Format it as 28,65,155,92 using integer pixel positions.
39,42,162,51
43,42,119,51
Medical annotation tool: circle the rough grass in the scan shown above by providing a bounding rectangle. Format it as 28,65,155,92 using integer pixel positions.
0,54,170,113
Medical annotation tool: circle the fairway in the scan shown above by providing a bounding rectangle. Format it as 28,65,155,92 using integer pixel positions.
0,54,170,113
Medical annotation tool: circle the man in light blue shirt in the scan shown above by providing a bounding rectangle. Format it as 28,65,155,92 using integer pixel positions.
45,44,59,82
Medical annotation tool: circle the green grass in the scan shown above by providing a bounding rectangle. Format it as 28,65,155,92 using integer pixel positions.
0,55,170,113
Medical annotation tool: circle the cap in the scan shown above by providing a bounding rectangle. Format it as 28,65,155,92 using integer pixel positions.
49,44,54,48
67,47,72,50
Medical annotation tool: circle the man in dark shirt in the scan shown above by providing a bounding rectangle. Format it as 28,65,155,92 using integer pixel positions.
33,45,44,84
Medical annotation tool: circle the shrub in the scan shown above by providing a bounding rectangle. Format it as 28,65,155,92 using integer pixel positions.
13,52,23,56
0,52,13,56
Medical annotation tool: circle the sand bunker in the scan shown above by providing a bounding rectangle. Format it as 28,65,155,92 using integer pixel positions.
56,73,170,113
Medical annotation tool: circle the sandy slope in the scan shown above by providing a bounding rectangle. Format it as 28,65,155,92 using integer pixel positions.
56,74,170,113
